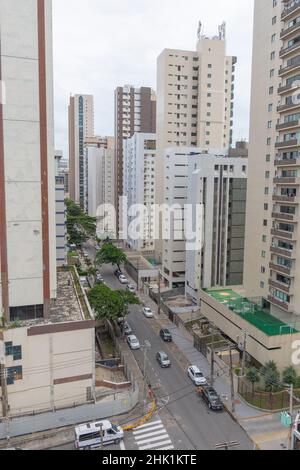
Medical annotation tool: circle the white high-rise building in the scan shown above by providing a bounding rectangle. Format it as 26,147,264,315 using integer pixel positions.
68,94,94,209
185,150,248,303
0,0,56,322
123,133,156,253
156,23,237,260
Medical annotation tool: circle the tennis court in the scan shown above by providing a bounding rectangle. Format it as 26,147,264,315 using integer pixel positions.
204,289,298,337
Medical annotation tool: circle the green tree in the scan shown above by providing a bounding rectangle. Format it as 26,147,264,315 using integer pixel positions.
295,376,300,389
282,366,297,386
261,360,278,376
88,285,140,322
246,367,260,397
88,284,123,321
264,368,281,393
65,199,96,247
95,243,127,271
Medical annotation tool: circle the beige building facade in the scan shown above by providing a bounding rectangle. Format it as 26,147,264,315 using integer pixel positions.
156,25,236,260
68,94,94,208
0,0,57,323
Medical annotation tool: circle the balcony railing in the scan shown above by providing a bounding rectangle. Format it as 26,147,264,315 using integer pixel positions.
272,195,297,203
275,139,299,148
279,59,300,76
282,0,300,20
280,22,300,40
268,295,290,312
280,42,300,58
269,262,292,276
271,228,295,240
273,177,299,184
276,120,299,131
275,156,300,165
269,279,291,294
270,245,295,258
277,101,300,112
272,211,295,221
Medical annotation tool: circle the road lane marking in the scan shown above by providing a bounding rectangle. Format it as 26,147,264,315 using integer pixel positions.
120,440,126,451
135,429,168,441
139,440,173,451
133,424,164,435
133,419,162,430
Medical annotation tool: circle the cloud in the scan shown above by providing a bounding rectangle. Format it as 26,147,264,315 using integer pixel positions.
52,0,254,156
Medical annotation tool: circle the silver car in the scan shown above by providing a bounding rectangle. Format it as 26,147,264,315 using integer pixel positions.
127,335,141,350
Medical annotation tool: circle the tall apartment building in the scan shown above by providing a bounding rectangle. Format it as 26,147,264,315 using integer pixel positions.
114,85,156,232
0,0,56,322
162,144,247,290
68,94,94,209
123,133,156,253
54,151,67,267
85,137,115,224
156,24,237,260
244,0,300,319
185,150,248,303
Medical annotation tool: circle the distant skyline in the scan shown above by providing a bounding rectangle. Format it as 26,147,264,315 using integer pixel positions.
52,0,254,157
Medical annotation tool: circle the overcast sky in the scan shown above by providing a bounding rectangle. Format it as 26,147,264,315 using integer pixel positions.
52,0,254,157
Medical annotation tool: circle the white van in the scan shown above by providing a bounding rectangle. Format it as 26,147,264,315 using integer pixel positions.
75,420,124,450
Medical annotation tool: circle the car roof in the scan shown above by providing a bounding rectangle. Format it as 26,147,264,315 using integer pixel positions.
75,420,113,435
158,351,168,357
161,329,171,334
189,365,201,373
128,335,137,340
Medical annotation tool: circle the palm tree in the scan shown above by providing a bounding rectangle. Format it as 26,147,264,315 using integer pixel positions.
246,368,260,398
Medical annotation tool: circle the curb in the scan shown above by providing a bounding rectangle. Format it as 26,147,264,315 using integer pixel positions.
123,401,157,431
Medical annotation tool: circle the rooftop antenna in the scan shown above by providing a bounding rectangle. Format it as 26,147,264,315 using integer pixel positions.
218,21,226,40
197,21,203,40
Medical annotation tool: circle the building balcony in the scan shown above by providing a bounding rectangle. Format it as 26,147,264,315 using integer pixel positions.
273,176,300,185
268,295,290,312
279,60,300,77
272,195,297,203
275,139,299,149
270,245,295,258
274,157,300,166
279,42,300,59
269,279,291,294
276,120,299,131
277,101,300,113
272,211,295,221
281,22,300,40
282,0,300,21
271,228,296,240
269,262,293,276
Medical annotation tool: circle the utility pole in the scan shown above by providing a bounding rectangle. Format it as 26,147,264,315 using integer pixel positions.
241,331,247,377
136,258,139,291
210,324,215,387
289,383,294,451
158,271,162,316
229,347,235,414
0,362,8,418
143,341,151,415
99,422,104,450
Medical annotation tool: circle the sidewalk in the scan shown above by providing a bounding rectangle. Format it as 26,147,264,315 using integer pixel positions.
135,286,290,451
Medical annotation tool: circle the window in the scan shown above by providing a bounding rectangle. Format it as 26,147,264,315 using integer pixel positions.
260,282,265,289
268,104,273,112
270,51,275,60
13,346,22,361
272,16,277,25
262,251,266,258
267,121,272,128
5,342,13,356
262,235,267,242
270,69,275,77
269,87,274,95
6,366,23,386
266,154,271,162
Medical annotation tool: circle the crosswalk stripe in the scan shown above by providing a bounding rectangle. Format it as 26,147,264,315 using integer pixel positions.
134,419,162,431
135,433,170,446
159,445,175,450
135,429,169,442
139,440,172,451
133,424,164,436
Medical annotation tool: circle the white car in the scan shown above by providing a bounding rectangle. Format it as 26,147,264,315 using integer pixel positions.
143,307,154,318
188,366,207,386
119,275,129,285
127,284,136,293
127,335,141,350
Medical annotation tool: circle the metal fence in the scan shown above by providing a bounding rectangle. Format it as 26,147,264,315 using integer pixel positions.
238,378,300,411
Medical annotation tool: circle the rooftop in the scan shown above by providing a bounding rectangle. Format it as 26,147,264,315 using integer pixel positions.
204,289,299,337
4,270,87,330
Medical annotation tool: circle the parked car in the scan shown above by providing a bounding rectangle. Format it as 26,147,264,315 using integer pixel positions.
199,386,224,411
187,366,207,386
127,335,141,350
127,284,136,293
96,273,104,283
121,322,133,336
160,329,173,342
83,251,89,258
114,269,123,278
156,351,171,368
143,307,154,318
119,275,129,285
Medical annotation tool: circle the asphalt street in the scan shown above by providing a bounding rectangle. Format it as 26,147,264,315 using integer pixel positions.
86,246,253,451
